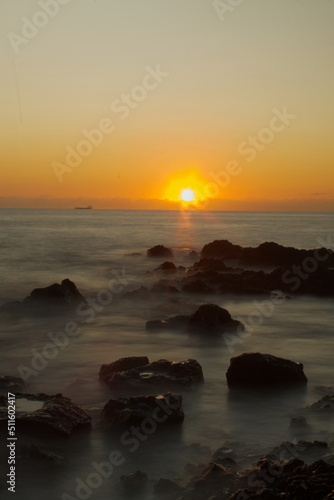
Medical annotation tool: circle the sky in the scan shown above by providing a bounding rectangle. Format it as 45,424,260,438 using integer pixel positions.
1,0,333,210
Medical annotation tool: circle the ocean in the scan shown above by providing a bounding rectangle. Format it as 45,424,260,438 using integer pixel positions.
0,209,333,500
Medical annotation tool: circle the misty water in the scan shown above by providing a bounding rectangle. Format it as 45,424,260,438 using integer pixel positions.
0,209,333,499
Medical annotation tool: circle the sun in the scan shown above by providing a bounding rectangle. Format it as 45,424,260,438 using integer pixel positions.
181,189,195,202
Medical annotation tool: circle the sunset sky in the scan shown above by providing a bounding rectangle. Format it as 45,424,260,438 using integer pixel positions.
1,0,333,210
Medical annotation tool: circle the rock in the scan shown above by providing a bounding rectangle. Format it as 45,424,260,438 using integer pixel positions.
156,261,177,271
201,240,243,260
147,245,174,259
0,375,26,395
308,395,334,411
0,393,91,437
151,279,179,293
226,352,308,388
24,278,85,308
99,392,184,428
102,358,204,391
99,356,149,380
289,416,312,431
187,304,244,334
146,304,243,336
19,444,64,465
120,471,148,492
154,478,185,498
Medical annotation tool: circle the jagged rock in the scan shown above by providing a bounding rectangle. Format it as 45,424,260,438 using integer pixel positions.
101,358,204,391
99,392,184,428
99,356,149,380
1,279,86,314
308,395,334,411
226,352,307,388
147,245,174,259
146,304,243,336
120,471,148,492
0,393,91,437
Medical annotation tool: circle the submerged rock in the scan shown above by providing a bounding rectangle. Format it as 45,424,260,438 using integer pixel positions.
147,245,174,259
308,395,334,411
99,392,184,428
226,352,307,388
146,304,243,336
101,358,204,391
0,393,91,437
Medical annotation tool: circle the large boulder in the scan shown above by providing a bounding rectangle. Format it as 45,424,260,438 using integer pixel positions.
101,358,204,391
24,278,85,307
146,304,243,336
147,245,174,259
99,392,184,428
226,352,307,388
187,304,243,334
0,393,91,437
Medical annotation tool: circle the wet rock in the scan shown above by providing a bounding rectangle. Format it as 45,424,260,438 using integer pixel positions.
24,278,85,307
0,375,26,395
226,352,307,388
99,356,149,380
120,471,148,493
99,392,184,428
102,358,204,391
0,393,91,437
154,478,185,499
147,245,174,259
270,440,329,462
201,240,243,260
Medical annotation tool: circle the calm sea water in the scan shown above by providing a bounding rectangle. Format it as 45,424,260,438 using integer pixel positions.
0,209,333,500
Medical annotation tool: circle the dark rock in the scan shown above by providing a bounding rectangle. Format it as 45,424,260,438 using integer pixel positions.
156,261,177,271
25,278,85,307
0,393,91,437
154,478,185,498
289,416,312,431
147,245,174,259
0,375,26,395
99,356,149,380
188,250,199,259
103,358,204,391
99,392,184,428
194,258,229,272
308,395,334,411
201,240,243,260
146,320,166,330
187,304,243,334
226,352,307,388
120,470,148,492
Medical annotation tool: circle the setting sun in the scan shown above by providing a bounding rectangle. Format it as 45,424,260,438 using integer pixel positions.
181,189,195,202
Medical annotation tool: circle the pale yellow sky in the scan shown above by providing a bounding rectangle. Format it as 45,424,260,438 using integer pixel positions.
1,0,333,210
